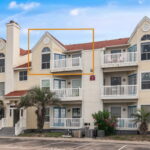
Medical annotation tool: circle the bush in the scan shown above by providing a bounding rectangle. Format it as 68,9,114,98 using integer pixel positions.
92,111,117,135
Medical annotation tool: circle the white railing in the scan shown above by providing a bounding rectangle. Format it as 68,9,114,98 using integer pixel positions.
52,88,82,99
15,117,26,136
102,85,138,98
50,118,83,129
51,57,82,71
102,52,137,67
117,118,138,130
0,118,6,129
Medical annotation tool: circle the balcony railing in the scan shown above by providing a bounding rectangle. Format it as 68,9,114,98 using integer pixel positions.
102,52,138,67
51,57,82,72
50,118,83,129
102,85,138,99
117,118,138,130
52,88,82,100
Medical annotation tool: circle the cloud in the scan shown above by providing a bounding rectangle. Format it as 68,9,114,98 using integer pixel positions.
8,1,40,10
138,0,144,4
70,9,80,16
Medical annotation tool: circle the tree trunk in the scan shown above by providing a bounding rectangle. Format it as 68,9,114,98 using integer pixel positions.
36,105,45,132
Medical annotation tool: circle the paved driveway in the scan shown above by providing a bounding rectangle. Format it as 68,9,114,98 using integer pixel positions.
0,137,149,150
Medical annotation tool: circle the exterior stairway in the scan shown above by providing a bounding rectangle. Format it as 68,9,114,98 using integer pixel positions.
0,127,15,136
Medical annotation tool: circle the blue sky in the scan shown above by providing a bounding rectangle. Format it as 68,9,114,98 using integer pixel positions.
0,0,150,49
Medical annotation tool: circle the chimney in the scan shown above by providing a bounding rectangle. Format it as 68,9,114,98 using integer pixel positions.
5,20,20,94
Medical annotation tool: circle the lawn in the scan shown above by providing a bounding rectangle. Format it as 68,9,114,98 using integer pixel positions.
104,134,150,141
20,132,64,137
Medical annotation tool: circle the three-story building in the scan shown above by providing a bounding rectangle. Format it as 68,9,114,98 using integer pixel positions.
0,16,150,135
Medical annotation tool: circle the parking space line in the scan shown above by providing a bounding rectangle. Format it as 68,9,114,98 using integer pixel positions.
118,145,127,150
72,142,94,150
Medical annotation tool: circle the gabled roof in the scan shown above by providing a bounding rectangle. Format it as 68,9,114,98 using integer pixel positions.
5,90,28,97
129,16,150,42
65,38,129,50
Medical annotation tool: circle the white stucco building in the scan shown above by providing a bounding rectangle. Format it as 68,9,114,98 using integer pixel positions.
0,16,150,135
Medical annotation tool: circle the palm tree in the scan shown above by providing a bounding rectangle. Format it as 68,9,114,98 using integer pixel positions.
132,108,150,135
19,87,60,131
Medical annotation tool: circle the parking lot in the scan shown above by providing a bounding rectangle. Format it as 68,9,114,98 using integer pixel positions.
0,137,149,150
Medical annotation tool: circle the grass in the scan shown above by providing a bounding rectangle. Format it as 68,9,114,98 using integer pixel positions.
104,134,150,141
19,132,64,137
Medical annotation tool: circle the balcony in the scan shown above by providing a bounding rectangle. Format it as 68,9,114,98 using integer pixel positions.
101,85,138,99
52,88,82,101
51,57,82,72
50,118,83,129
116,118,138,130
102,52,138,68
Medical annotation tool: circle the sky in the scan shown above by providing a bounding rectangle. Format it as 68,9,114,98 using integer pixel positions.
0,0,150,49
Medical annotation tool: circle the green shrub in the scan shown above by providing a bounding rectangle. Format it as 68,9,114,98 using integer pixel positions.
92,111,117,135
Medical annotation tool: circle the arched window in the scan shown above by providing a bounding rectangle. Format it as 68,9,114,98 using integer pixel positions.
0,53,5,73
41,47,50,69
141,34,150,41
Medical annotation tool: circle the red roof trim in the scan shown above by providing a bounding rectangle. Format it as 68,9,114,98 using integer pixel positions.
15,62,31,69
5,90,28,97
65,38,129,51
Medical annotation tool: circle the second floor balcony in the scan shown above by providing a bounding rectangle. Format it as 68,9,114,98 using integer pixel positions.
52,88,82,101
51,57,82,72
101,85,138,99
102,52,138,68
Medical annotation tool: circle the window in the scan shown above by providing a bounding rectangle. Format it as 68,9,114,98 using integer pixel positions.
0,53,5,73
54,54,66,60
111,106,121,118
19,71,27,81
72,108,81,118
111,77,121,86
128,45,137,52
141,43,150,60
41,79,50,91
0,82,4,96
141,105,150,121
141,34,150,41
111,50,121,54
141,72,150,89
41,47,50,69
44,108,50,122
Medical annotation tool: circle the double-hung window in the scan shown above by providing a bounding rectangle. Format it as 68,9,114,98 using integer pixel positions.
19,71,27,81
0,82,4,96
141,72,150,89
41,79,50,91
41,47,50,69
0,53,5,73
141,43,150,60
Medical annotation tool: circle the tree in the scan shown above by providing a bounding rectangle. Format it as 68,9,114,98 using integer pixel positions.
132,108,150,135
19,87,60,131
0,100,4,119
92,111,117,135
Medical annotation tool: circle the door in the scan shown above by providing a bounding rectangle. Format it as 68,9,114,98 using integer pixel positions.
72,53,81,66
128,74,137,95
54,79,66,97
53,107,66,127
13,109,20,127
128,106,137,118
72,79,81,96
111,106,121,118
111,77,122,95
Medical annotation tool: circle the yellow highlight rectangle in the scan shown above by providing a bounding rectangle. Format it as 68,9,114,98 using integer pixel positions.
27,28,95,76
